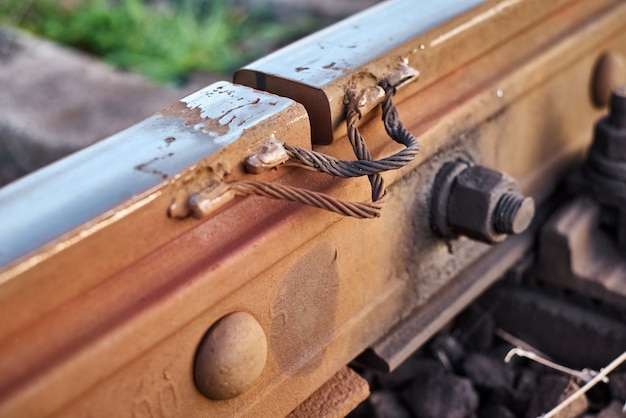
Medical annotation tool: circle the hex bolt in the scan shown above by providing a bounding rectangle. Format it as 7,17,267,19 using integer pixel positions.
591,52,626,108
580,84,626,252
590,85,626,163
609,84,626,129
431,161,535,244
492,192,535,235
194,311,267,400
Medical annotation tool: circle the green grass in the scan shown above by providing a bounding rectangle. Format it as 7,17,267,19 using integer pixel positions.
0,0,316,84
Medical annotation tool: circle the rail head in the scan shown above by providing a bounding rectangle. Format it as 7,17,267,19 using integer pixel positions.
0,81,311,278
235,0,579,145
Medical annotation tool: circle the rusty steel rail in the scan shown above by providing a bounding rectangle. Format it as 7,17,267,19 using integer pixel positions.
1,0,626,416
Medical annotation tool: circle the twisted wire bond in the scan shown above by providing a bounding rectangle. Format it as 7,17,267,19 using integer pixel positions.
224,78,418,219
283,83,419,178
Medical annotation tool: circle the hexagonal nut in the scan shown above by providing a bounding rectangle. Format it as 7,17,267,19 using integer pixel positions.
447,165,518,243
591,118,626,162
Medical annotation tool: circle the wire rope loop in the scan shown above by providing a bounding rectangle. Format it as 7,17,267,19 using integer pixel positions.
284,82,419,179
220,76,418,219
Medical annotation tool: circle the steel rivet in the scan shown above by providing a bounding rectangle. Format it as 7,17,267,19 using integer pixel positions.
194,312,267,400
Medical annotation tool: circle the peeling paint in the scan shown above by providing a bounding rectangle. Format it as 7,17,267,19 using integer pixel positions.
171,81,294,143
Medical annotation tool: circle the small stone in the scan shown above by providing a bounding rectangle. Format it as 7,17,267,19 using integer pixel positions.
463,352,514,392
478,404,516,418
595,400,626,418
401,371,479,418
510,368,538,415
455,304,495,352
609,372,626,401
430,333,466,371
369,390,411,418
587,382,612,411
525,374,589,418
375,357,445,390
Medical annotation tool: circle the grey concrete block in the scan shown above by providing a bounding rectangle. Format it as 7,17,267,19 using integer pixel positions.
0,28,218,184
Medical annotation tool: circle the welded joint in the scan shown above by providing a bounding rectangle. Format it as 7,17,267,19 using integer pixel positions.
244,135,289,174
188,180,236,219
168,179,236,219
348,60,420,117
384,59,420,90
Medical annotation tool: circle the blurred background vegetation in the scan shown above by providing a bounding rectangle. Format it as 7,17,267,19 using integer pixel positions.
0,0,320,84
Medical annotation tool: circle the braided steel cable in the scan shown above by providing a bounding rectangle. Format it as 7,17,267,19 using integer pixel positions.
229,180,384,219
282,84,419,178
223,79,416,219
282,144,417,176
345,95,386,203
379,79,419,151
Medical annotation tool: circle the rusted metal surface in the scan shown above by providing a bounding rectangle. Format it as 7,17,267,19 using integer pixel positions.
535,197,626,307
287,367,369,418
0,0,625,416
357,210,544,372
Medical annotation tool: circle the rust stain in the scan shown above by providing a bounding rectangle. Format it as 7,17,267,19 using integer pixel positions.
203,118,230,135
134,153,174,180
159,102,208,128
164,137,176,146
322,61,348,73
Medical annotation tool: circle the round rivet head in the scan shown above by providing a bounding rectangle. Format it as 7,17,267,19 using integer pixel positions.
194,312,267,400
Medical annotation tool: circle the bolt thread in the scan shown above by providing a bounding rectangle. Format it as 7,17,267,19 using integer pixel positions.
493,192,525,234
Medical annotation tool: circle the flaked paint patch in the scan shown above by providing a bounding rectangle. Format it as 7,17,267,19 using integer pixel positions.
160,97,267,137
160,103,229,136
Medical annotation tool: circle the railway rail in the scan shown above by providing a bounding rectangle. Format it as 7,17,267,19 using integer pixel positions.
1,0,626,416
